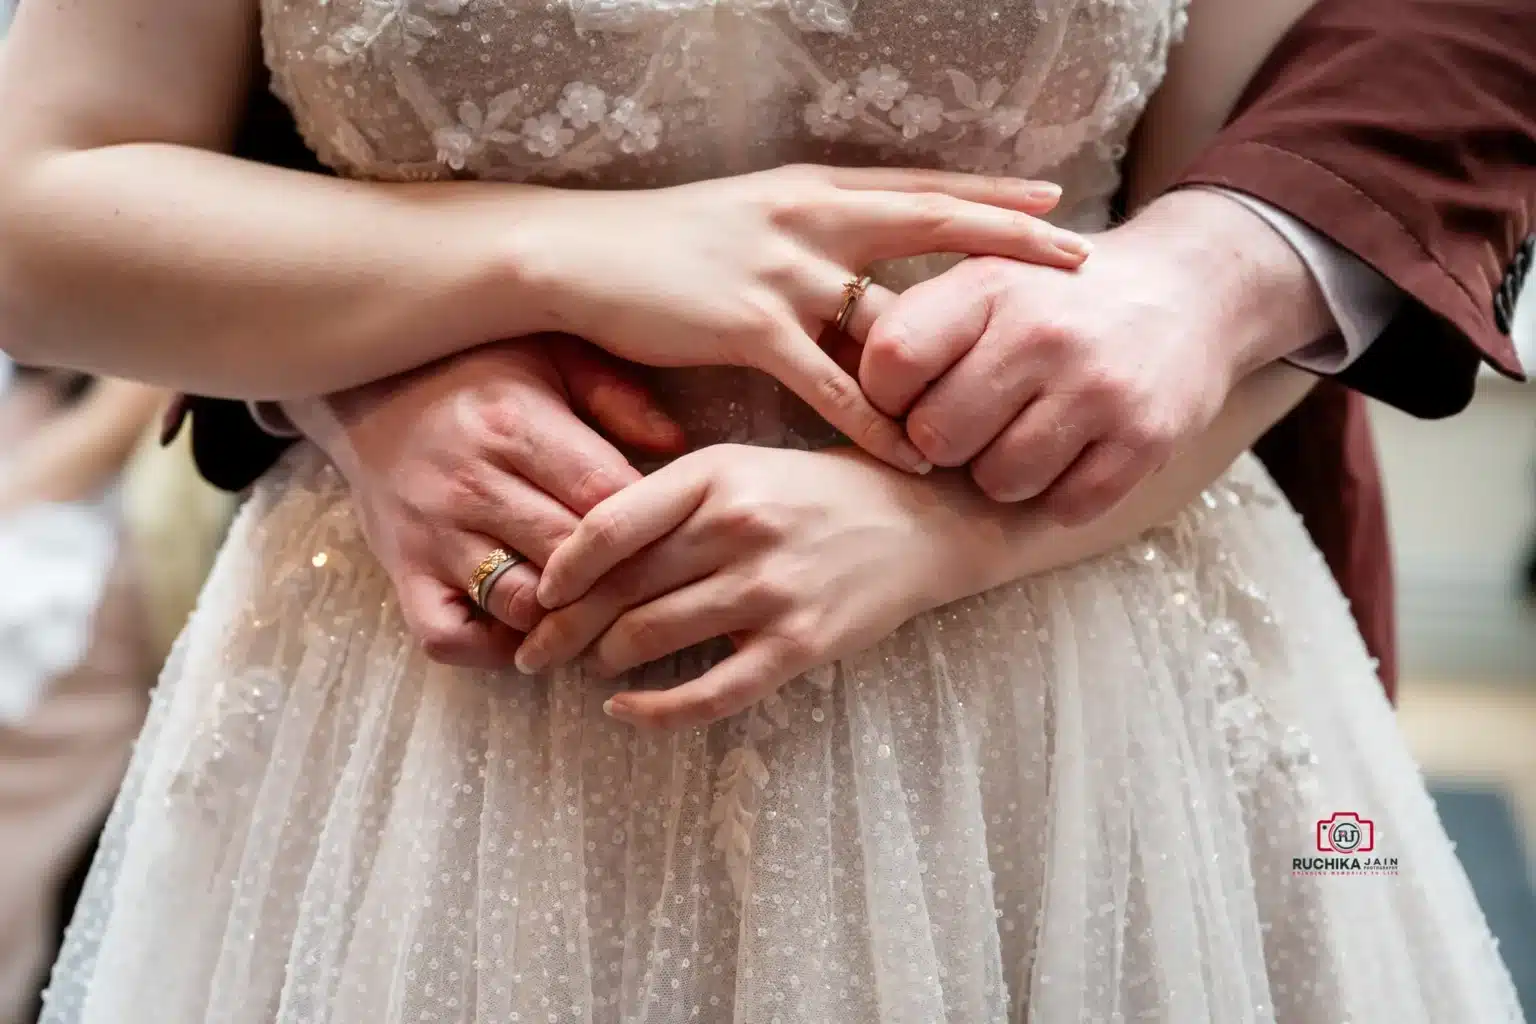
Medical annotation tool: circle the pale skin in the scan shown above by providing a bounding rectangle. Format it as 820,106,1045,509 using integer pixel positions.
2,0,1327,727
858,0,1328,521
511,0,1334,727
0,0,1091,475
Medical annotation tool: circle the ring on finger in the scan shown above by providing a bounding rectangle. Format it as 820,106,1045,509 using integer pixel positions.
468,547,528,611
834,274,873,334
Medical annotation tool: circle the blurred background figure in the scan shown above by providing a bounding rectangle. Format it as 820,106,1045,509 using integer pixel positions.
0,355,233,1024
0,361,161,1024
1,5,227,1018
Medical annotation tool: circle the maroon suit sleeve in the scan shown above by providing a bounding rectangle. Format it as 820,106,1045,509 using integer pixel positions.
1175,0,1533,417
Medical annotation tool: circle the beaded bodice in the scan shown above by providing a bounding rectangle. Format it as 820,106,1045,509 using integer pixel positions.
261,0,1188,447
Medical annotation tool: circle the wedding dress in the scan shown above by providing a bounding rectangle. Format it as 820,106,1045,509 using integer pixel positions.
41,1,1524,1022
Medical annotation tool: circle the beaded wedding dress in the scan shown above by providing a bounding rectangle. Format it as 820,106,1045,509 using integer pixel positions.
42,1,1523,1022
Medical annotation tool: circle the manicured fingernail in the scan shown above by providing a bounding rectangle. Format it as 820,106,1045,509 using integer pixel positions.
602,698,637,725
646,408,683,444
1027,182,1062,203
1054,231,1093,258
896,442,933,475
515,644,546,674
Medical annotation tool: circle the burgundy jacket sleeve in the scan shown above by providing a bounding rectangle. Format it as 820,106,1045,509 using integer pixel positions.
1174,0,1533,416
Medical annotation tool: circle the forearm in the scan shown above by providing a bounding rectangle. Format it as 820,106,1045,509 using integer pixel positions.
930,363,1316,601
0,379,166,511
0,144,558,399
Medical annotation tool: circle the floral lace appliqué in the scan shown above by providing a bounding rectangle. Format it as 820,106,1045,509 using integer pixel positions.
711,663,836,902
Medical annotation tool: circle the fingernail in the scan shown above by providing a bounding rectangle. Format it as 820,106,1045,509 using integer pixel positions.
896,442,933,475
646,408,683,444
536,580,563,610
602,698,637,725
515,644,547,675
1027,182,1062,203
1054,231,1093,258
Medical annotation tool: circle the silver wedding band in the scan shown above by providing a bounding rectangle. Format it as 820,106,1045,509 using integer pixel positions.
472,552,527,612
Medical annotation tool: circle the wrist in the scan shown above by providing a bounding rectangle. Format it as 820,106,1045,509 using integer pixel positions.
1118,190,1335,379
890,465,1015,610
490,191,592,340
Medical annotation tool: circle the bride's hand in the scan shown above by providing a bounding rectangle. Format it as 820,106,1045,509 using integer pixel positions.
517,165,1089,474
512,445,979,729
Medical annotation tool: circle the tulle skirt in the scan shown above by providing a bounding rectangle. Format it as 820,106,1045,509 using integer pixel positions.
40,447,1522,1023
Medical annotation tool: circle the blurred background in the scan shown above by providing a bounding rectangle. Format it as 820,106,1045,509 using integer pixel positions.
1388,284,1536,1012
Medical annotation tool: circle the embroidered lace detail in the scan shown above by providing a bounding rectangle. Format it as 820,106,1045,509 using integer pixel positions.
711,664,836,901
570,0,859,35
263,0,1190,199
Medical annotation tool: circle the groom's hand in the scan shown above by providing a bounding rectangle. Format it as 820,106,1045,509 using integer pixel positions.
859,190,1334,523
284,337,684,667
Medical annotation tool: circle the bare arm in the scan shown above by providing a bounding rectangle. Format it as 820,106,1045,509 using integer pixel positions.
1125,0,1317,207
0,0,561,400
0,379,167,512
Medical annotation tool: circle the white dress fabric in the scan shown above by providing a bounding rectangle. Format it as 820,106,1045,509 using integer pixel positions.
42,2,1523,1022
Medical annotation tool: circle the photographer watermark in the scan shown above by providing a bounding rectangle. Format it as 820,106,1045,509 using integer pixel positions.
1293,811,1400,875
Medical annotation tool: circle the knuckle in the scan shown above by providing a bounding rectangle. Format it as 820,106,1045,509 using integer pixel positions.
815,367,863,412
759,190,805,230
734,567,790,613
964,255,1014,295
690,687,736,725
907,192,955,232
428,463,494,522
710,498,775,543
774,621,821,667
1120,415,1169,451
417,626,464,665
463,392,531,455
614,612,663,659
864,319,923,374
585,506,632,553
1029,321,1081,359
1078,368,1132,409
568,464,627,512
494,575,542,632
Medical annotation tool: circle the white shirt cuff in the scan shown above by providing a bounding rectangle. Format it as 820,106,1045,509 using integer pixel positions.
247,401,302,438
1198,187,1403,374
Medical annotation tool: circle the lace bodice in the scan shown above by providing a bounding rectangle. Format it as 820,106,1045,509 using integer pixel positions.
261,0,1188,447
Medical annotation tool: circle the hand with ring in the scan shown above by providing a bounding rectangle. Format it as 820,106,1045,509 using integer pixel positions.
513,444,981,729
518,164,1088,474
283,334,685,667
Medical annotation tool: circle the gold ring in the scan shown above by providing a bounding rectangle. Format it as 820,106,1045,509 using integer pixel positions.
834,274,873,334
467,548,517,604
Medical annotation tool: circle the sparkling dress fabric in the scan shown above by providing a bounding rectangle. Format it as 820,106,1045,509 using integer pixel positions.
43,1,1522,1022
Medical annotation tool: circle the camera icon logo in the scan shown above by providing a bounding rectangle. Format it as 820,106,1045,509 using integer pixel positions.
1316,811,1375,854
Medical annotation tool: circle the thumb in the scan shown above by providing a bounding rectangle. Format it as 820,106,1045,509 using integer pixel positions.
552,342,686,454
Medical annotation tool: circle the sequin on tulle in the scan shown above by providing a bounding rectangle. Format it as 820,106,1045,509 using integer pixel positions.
40,1,1523,1022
